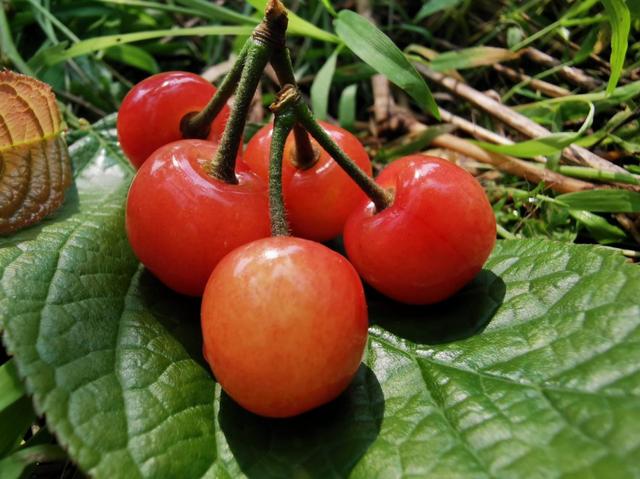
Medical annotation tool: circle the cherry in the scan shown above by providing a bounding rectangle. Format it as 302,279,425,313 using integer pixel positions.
344,155,496,305
117,71,229,169
126,140,270,296
244,122,373,242
201,236,368,418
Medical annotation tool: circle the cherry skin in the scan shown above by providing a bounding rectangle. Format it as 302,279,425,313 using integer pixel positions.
244,122,372,242
201,236,368,418
344,155,496,305
117,71,229,169
126,140,270,296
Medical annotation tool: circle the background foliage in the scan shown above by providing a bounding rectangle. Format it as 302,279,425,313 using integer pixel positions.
1,0,640,477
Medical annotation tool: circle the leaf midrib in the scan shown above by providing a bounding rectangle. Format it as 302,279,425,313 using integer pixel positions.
369,331,640,399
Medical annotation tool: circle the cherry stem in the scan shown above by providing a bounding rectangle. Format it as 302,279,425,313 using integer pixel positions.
206,0,288,184
269,102,296,236
206,42,271,184
180,41,250,139
269,38,318,169
279,87,392,212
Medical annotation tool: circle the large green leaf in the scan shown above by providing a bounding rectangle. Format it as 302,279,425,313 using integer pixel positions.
2,117,640,477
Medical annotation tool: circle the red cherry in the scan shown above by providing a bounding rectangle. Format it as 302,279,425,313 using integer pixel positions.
244,122,372,242
344,155,496,305
126,140,270,296
201,236,368,418
117,72,229,169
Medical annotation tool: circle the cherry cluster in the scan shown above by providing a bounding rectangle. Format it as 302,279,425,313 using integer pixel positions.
116,2,496,418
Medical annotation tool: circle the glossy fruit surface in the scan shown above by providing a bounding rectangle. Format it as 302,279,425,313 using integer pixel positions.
344,155,496,305
117,71,229,169
126,140,270,296
201,236,368,418
244,122,372,242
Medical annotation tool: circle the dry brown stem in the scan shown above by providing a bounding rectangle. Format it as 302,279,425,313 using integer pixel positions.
524,47,602,90
439,108,547,164
416,64,633,178
492,63,571,98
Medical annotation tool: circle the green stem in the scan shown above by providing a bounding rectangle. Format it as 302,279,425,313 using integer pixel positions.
205,0,288,183
205,39,271,183
269,107,296,236
270,48,296,85
290,92,393,212
181,40,250,139
270,44,318,169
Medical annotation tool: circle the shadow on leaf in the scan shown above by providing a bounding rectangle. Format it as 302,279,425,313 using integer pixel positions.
369,269,506,345
134,268,206,366
219,364,384,478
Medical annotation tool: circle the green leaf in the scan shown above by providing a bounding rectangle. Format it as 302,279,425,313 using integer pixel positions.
245,0,339,43
0,360,24,412
171,0,258,24
0,445,67,479
310,48,339,121
506,26,524,48
0,396,36,457
0,360,35,457
557,189,640,212
1,117,215,478
430,47,520,71
416,0,463,21
600,0,631,94
338,84,358,130
335,10,440,119
2,117,640,477
477,102,594,158
567,210,627,243
103,44,159,74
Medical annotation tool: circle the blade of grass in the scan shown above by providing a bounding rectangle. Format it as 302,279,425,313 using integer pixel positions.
38,25,255,65
311,47,340,121
104,44,159,73
600,0,631,94
0,445,67,479
569,209,627,243
338,84,358,130
416,0,463,22
476,102,595,158
335,10,439,119
556,166,640,185
97,0,206,17
319,0,337,17
173,0,258,24
557,190,640,212
429,47,521,71
0,360,24,412
0,4,33,74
